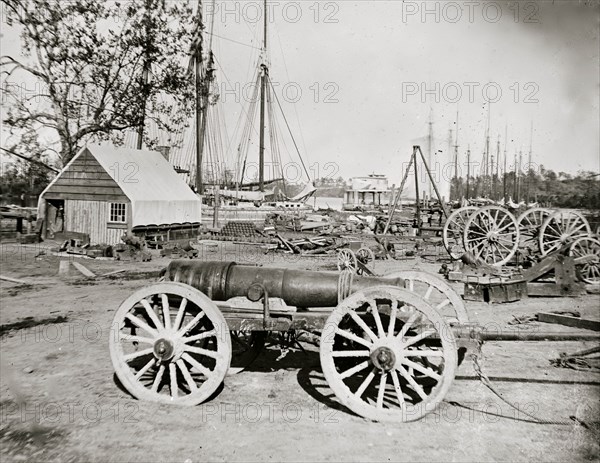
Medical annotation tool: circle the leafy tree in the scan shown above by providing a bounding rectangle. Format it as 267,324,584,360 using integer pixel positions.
1,0,197,166
0,130,53,199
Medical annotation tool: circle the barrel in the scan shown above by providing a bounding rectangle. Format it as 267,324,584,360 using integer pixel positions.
163,260,404,308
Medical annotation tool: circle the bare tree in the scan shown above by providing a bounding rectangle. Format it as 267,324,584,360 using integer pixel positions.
1,0,197,165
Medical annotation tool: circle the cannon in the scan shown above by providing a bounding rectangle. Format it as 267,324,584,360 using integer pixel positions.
109,261,598,422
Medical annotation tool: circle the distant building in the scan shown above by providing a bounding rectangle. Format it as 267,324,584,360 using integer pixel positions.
343,174,392,210
38,145,202,244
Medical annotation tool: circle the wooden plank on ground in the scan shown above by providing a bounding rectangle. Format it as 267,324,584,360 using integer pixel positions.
100,269,126,277
0,275,32,285
72,261,96,278
537,312,600,332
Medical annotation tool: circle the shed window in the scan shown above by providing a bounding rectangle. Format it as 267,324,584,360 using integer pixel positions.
110,203,127,223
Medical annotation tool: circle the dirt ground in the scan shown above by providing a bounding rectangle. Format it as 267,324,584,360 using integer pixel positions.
1,239,599,462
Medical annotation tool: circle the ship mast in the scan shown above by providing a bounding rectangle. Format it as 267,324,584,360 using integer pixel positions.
503,124,508,202
194,0,204,194
453,109,460,200
258,0,268,192
484,102,491,197
525,121,533,204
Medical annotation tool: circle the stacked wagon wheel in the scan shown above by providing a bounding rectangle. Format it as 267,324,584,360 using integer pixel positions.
516,207,553,255
356,247,375,275
337,249,357,272
462,206,520,266
109,282,231,405
442,206,478,260
568,236,600,285
539,210,592,256
320,286,457,422
383,270,469,325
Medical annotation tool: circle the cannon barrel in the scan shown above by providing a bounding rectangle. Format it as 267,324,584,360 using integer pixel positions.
164,260,404,308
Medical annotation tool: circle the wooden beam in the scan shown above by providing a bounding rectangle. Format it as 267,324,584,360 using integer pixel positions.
72,262,96,278
0,275,32,285
537,312,600,332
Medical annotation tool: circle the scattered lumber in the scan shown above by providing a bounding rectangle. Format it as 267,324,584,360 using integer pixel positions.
100,269,126,277
537,312,600,332
0,275,32,285
72,261,96,278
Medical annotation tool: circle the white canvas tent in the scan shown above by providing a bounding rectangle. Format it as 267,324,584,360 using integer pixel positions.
87,145,202,226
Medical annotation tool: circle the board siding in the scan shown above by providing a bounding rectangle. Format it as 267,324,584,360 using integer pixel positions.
64,199,129,244
44,148,127,201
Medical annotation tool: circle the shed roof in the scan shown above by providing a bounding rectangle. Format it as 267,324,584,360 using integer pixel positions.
41,145,202,227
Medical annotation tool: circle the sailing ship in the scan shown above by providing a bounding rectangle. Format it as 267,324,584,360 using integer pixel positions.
181,0,316,223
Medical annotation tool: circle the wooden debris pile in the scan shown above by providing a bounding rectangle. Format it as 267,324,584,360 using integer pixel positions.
271,234,345,255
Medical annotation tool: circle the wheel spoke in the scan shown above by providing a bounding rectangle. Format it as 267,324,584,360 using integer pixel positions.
178,310,206,336
183,329,217,344
423,286,433,300
172,297,188,331
402,329,435,348
388,301,398,336
377,373,387,409
435,299,450,310
336,328,373,348
397,364,427,401
169,362,178,398
185,345,219,359
396,311,419,339
355,368,376,398
135,358,156,380
349,311,378,342
403,349,444,357
339,360,370,379
151,364,165,392
176,359,197,391
125,313,159,337
331,350,371,358
140,299,164,331
369,300,385,338
402,359,442,381
390,370,405,407
181,352,211,377
123,347,154,362
120,334,155,344
161,294,171,330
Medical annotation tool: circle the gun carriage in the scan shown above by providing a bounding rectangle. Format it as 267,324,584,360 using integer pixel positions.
109,260,598,423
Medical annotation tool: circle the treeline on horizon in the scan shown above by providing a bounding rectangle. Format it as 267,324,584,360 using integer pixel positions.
450,167,600,209
1,159,599,210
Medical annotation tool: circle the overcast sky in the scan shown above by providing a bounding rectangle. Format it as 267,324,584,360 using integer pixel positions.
1,0,599,187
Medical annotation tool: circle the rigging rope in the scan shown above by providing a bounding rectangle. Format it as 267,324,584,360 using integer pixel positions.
268,76,310,182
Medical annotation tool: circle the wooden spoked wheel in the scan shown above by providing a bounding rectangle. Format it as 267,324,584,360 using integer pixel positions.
337,249,357,272
539,210,592,256
442,206,478,260
356,247,375,275
569,237,600,285
463,206,519,266
382,270,469,325
516,207,553,254
320,286,457,422
357,247,375,265
109,282,231,405
228,331,267,375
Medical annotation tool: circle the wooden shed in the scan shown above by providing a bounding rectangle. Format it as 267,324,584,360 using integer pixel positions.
38,145,202,244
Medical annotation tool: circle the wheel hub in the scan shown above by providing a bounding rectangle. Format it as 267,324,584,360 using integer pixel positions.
153,338,175,361
371,346,396,372
487,231,499,243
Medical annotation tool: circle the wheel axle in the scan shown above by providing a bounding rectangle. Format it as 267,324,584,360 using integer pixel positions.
371,346,396,372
